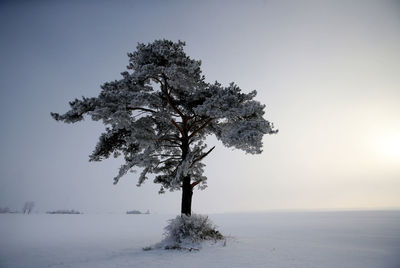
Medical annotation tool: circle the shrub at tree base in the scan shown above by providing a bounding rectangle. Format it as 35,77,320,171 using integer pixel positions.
145,214,224,251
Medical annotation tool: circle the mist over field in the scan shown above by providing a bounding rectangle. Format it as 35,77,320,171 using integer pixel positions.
1,0,399,214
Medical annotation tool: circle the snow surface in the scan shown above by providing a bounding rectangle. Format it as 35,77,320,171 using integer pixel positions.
1,211,399,268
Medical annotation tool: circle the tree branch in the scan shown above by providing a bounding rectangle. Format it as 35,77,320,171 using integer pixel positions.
148,76,162,84
191,179,203,189
188,118,212,139
150,154,181,158
158,157,181,164
160,144,181,148
161,74,186,119
128,107,157,113
170,119,185,137
190,146,215,168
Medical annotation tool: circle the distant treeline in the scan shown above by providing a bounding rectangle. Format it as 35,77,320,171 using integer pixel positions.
46,209,82,214
126,209,150,215
0,201,35,214
0,207,18,214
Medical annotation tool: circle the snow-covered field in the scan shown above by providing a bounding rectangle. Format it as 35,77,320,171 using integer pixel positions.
1,211,399,268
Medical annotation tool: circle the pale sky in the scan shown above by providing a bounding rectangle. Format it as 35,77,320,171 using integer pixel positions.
0,0,399,214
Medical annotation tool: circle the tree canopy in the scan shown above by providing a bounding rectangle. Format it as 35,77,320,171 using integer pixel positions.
52,39,277,203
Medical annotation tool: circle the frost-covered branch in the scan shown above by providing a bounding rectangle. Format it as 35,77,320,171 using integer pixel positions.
188,118,212,139
129,107,157,113
190,146,215,168
170,119,185,137
161,73,186,120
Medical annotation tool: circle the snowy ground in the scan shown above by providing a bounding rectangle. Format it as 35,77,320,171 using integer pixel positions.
1,211,399,268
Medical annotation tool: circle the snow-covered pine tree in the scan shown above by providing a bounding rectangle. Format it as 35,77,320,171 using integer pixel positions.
51,40,277,216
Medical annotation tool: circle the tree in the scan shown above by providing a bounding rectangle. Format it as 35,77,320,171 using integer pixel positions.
0,207,11,213
51,40,277,216
22,201,35,214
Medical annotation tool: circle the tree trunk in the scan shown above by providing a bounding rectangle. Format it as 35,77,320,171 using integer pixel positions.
181,175,192,216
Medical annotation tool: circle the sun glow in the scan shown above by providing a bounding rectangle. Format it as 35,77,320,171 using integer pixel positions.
377,132,400,160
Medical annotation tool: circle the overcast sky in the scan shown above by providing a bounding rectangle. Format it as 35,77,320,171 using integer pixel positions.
0,0,399,214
